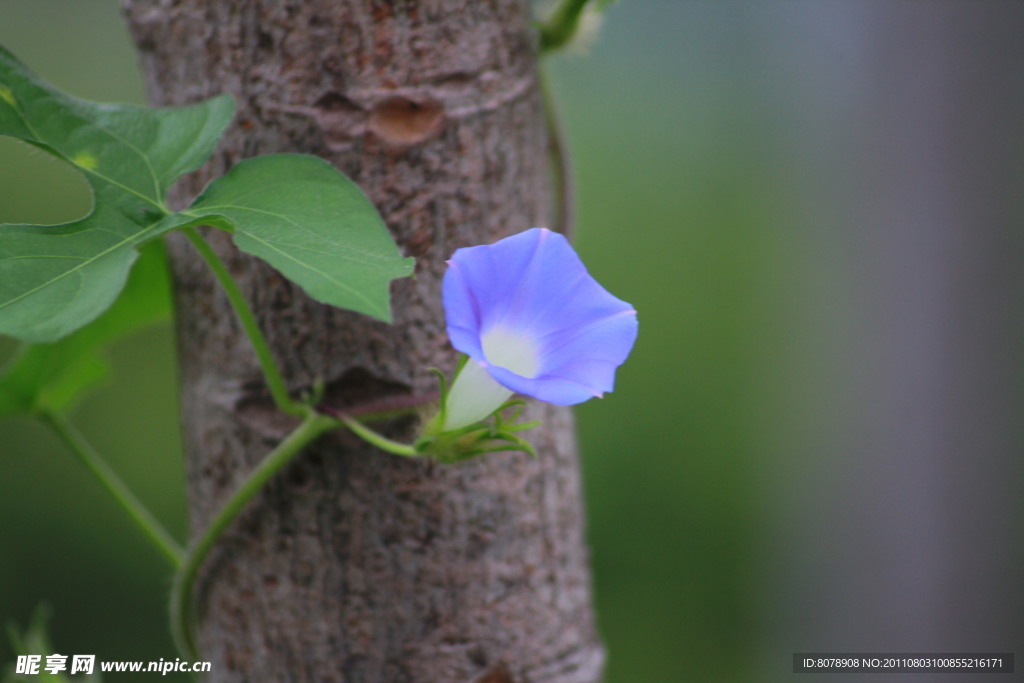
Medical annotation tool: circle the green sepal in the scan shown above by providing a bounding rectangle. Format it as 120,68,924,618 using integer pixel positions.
416,397,540,464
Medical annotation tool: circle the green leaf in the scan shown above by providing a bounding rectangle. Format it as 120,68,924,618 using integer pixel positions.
0,240,171,417
0,44,233,342
4,604,104,681
183,154,414,322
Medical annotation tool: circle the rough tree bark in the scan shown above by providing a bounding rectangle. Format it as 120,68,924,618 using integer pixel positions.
121,1,603,681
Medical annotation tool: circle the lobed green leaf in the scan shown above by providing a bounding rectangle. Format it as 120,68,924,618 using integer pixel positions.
0,241,171,417
0,44,233,342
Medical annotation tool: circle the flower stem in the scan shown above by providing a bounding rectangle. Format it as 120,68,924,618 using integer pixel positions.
41,411,183,568
181,227,303,416
538,0,592,54
540,69,575,240
171,409,339,658
337,414,420,458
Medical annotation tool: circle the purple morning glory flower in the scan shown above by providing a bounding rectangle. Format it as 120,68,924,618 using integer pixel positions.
440,227,638,430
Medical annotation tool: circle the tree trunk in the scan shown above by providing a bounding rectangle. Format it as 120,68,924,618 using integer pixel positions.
121,2,603,681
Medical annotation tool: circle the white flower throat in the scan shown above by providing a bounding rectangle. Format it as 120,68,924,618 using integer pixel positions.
441,326,540,431
481,325,540,378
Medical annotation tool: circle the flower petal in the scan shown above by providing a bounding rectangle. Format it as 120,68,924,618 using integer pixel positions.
442,229,549,350
441,259,486,360
486,310,638,404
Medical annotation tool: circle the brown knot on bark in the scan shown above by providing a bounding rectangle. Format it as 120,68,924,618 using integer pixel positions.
476,662,515,683
369,96,444,146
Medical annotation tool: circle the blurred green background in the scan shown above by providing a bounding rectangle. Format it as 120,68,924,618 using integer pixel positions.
2,1,1021,681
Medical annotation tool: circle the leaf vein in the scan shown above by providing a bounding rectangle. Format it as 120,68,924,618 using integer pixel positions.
238,232,379,312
